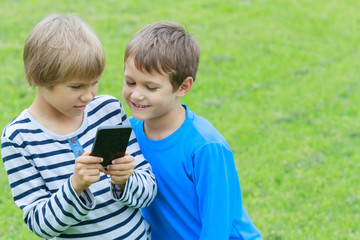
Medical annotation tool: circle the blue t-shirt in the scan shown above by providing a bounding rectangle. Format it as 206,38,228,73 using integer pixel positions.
130,105,262,240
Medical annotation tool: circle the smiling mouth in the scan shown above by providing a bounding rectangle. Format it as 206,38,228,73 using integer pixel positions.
132,102,149,109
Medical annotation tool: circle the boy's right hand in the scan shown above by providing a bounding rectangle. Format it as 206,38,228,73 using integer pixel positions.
71,152,104,196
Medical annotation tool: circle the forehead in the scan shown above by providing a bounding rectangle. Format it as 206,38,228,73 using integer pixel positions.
125,59,170,83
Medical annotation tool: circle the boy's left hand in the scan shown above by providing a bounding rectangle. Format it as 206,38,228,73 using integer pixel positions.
104,152,136,190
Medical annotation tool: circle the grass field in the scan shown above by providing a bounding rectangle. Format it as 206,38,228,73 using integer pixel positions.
1,0,360,239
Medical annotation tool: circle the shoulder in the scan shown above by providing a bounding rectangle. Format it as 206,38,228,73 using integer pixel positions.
186,107,230,150
187,107,221,139
1,110,36,142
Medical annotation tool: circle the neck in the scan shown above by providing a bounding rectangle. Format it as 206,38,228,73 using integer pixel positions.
144,103,186,140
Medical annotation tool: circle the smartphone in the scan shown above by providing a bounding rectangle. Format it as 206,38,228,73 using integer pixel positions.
91,125,132,168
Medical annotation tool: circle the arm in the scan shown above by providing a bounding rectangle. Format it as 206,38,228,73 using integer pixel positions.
1,137,95,238
193,143,242,239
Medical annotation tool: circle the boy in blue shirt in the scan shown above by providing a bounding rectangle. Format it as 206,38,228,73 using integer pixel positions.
1,14,156,239
122,21,262,239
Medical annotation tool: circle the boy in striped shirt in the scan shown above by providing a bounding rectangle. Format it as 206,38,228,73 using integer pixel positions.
1,14,156,239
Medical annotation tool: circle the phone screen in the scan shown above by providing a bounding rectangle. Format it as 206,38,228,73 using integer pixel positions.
91,125,132,168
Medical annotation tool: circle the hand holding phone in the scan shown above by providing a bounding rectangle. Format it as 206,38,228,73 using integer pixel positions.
91,125,132,168
105,152,136,188
72,152,104,196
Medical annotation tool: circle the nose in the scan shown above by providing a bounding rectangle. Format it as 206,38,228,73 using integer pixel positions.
130,87,144,101
81,86,97,103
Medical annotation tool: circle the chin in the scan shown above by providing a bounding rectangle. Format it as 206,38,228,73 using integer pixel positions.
131,113,146,121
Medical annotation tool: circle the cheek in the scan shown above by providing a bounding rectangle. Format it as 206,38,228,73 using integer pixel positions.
92,85,99,95
122,87,129,98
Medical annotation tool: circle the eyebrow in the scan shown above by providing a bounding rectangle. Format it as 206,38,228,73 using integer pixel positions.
124,75,134,81
125,76,160,86
68,78,100,85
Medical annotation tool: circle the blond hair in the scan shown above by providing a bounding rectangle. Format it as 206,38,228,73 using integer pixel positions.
125,21,200,90
23,14,105,87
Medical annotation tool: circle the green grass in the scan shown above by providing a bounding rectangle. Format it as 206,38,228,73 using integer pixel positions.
1,0,360,239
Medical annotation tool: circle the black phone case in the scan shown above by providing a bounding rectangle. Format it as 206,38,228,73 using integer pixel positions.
91,125,132,168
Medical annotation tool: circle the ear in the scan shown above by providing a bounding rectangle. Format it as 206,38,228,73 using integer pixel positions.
176,77,193,97
29,73,41,87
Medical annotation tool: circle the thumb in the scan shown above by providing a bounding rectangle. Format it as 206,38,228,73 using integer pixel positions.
82,152,91,156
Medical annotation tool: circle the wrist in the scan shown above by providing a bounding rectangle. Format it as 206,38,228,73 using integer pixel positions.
71,175,84,196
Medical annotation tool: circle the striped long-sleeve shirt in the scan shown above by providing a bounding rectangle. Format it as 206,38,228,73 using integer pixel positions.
1,95,157,240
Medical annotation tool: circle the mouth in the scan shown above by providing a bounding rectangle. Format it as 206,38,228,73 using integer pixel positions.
75,105,87,110
131,101,149,110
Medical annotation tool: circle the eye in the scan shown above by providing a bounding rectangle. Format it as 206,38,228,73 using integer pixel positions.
125,81,135,86
70,85,81,89
92,80,99,86
146,86,157,91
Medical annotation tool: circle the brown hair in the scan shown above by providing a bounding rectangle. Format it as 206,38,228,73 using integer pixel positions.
124,21,200,90
23,14,105,88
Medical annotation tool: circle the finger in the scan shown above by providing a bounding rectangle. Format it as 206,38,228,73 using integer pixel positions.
107,161,136,171
72,170,101,188
76,155,103,164
110,172,133,183
106,168,134,176
75,162,105,174
75,166,102,176
81,174,101,185
111,155,134,164
87,168,103,176
82,152,91,156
